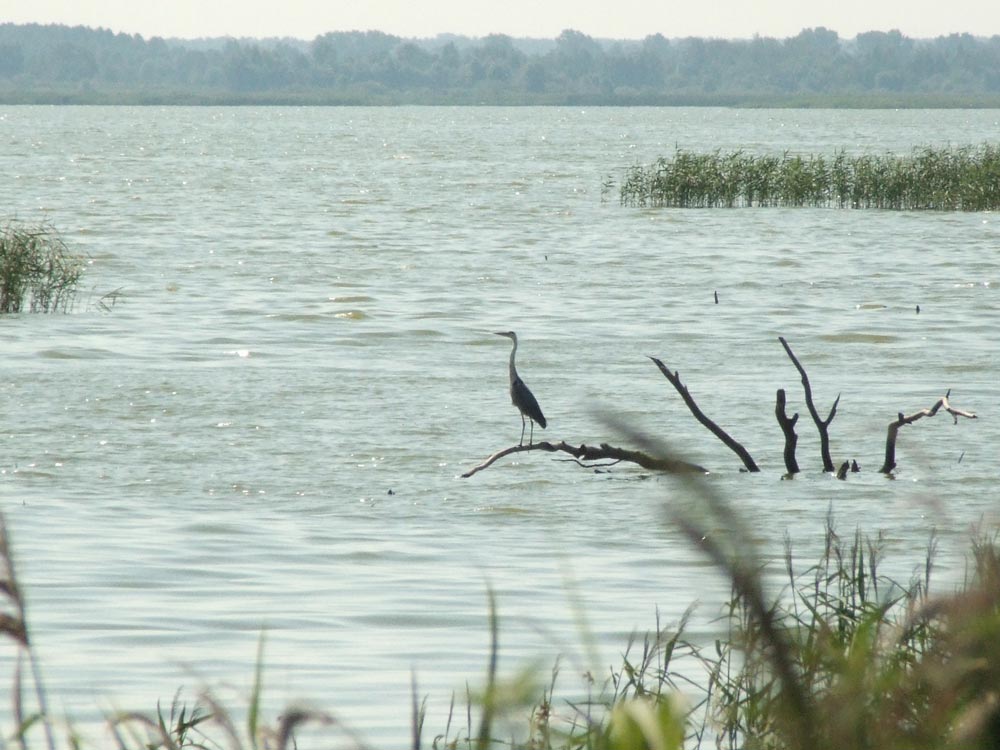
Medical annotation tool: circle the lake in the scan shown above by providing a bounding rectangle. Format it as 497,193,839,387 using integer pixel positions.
1,105,998,747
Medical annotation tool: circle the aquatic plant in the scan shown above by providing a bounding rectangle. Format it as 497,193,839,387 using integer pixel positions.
0,222,85,314
620,144,1000,211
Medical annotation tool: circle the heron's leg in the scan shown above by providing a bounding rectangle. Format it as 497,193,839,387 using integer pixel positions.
519,414,526,446
528,419,534,445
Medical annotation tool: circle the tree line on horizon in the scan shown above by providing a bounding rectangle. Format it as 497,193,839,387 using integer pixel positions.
1,22,999,105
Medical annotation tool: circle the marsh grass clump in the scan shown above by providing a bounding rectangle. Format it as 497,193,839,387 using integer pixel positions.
437,522,999,750
0,222,85,313
660,463,1000,750
620,144,1000,210
430,599,696,750
701,522,925,750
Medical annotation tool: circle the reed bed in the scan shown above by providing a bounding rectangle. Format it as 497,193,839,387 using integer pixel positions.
0,222,84,313
620,144,1000,210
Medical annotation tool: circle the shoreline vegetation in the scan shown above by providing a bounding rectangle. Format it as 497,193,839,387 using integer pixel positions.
4,493,1000,749
1,24,999,106
619,144,1000,210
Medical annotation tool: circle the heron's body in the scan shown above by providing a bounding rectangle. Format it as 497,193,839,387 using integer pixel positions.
494,331,546,445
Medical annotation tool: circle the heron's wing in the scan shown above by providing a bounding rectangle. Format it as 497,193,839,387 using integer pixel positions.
512,377,546,428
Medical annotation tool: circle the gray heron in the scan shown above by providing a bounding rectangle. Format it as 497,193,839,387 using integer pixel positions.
494,331,547,445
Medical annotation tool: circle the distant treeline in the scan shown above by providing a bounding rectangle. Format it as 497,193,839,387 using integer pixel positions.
1,23,1000,105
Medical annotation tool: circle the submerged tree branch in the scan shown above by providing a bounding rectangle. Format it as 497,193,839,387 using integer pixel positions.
880,390,978,474
775,388,800,476
461,441,707,478
779,336,839,472
648,356,760,472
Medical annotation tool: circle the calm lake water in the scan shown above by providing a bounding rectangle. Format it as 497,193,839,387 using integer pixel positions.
1,106,999,746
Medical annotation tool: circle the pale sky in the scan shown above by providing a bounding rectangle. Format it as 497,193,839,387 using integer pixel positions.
3,0,999,41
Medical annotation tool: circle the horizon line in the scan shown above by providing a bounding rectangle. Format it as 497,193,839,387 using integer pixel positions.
2,20,990,45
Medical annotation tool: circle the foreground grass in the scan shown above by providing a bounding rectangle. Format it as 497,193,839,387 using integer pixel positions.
620,144,1000,210
0,222,85,314
2,496,999,749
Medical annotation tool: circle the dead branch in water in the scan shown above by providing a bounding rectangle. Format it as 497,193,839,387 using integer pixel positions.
648,356,760,472
466,337,980,479
880,390,978,474
775,388,800,476
779,336,840,472
461,441,707,479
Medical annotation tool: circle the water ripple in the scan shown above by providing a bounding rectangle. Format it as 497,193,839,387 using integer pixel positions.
2,106,999,747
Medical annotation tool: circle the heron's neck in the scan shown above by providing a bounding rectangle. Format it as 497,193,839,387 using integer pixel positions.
508,339,518,382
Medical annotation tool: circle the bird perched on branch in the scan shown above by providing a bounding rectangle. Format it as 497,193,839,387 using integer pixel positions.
494,331,547,446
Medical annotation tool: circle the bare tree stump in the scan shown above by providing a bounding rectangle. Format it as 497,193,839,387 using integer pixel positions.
461,441,707,478
836,461,850,480
779,337,839,473
775,388,800,475
880,391,978,474
648,356,759,472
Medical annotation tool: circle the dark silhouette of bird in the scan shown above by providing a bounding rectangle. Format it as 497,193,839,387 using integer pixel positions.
494,331,547,445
